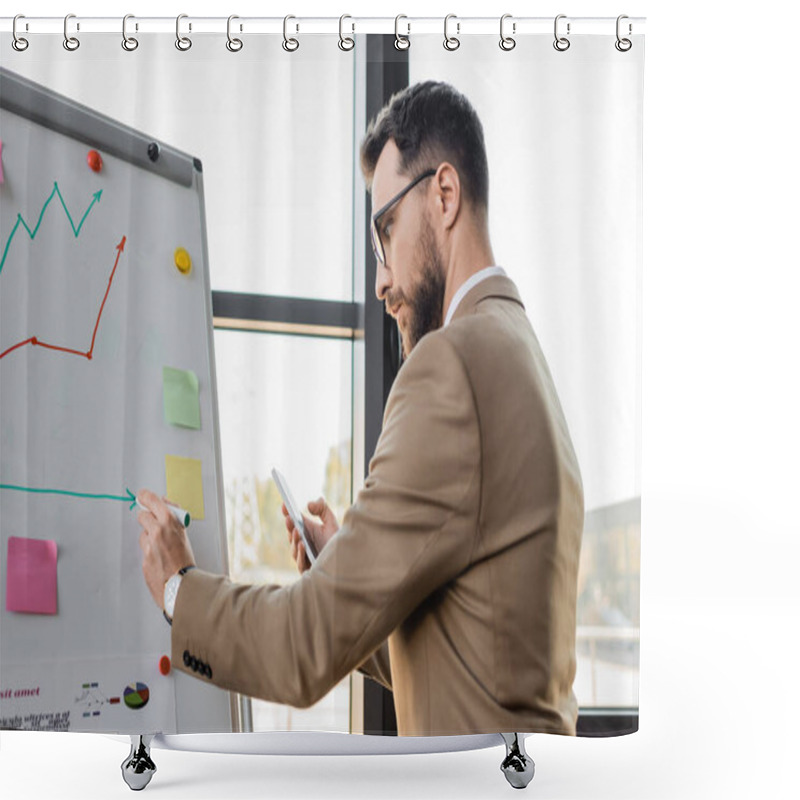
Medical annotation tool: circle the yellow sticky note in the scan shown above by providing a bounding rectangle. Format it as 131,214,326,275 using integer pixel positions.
165,455,205,521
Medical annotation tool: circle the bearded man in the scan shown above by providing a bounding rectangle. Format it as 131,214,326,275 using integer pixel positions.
138,80,584,737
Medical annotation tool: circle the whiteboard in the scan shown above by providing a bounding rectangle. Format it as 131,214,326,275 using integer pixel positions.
0,68,233,734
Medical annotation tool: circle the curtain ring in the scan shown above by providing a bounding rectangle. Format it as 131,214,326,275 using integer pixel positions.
12,14,29,52
553,14,571,52
175,14,192,51
338,14,354,51
615,15,632,52
121,14,138,51
443,14,460,51
499,14,516,51
226,15,243,52
283,15,299,52
394,15,410,51
63,14,80,51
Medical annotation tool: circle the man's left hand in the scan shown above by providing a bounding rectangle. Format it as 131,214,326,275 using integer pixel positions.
137,488,196,611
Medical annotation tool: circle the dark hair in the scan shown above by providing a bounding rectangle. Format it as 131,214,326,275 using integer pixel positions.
360,81,489,212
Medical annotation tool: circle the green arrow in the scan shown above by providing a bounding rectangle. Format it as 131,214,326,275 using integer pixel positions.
0,483,138,510
1,184,103,276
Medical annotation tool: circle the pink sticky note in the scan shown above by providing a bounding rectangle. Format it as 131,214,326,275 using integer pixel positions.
5,536,58,614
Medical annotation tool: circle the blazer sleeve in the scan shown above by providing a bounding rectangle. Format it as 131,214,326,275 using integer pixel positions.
170,332,481,709
357,642,392,691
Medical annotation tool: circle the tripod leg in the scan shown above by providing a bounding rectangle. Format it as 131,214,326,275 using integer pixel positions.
121,734,157,791
500,733,535,789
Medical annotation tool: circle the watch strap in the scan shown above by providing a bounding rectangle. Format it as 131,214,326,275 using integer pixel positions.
163,565,197,625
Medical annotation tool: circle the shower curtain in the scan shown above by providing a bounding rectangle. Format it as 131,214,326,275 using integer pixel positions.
0,16,644,748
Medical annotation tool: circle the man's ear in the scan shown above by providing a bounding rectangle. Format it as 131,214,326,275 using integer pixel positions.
432,162,461,230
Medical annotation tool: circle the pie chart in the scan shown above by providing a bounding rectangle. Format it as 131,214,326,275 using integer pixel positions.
123,682,150,710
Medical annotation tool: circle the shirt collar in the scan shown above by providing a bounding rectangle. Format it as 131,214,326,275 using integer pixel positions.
444,266,507,327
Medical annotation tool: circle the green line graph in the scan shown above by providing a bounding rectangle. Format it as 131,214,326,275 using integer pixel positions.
0,484,137,510
0,182,102,276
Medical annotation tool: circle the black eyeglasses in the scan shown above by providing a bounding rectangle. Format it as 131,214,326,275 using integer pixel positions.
370,168,437,266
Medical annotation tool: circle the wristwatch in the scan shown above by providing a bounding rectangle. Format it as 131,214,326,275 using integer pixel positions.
163,565,196,626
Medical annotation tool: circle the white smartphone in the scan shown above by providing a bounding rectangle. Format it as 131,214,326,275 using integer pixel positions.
271,467,318,565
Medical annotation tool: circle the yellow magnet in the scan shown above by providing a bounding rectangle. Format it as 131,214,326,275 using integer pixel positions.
174,247,192,275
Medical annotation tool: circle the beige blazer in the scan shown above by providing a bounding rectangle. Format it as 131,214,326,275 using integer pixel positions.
172,275,584,736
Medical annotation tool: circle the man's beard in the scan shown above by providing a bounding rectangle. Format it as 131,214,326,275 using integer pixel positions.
387,218,446,358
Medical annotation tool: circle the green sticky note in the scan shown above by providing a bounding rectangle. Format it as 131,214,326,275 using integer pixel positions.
163,366,201,429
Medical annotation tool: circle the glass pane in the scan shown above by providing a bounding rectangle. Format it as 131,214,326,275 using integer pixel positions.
214,329,353,732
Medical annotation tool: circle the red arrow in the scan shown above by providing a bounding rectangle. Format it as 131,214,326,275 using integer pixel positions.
0,235,127,362
88,236,126,359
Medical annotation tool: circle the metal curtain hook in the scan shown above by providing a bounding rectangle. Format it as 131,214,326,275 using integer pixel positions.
63,14,80,51
338,14,354,51
394,15,410,50
615,15,632,52
176,14,192,51
283,15,299,52
11,14,30,53
12,14,29,51
226,15,243,52
499,14,516,51
444,13,460,51
553,14,571,52
122,14,139,51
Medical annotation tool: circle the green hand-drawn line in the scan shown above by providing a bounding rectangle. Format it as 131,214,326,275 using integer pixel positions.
0,183,103,276
0,484,137,510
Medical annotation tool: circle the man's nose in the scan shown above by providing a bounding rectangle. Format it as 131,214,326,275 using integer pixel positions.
375,260,391,301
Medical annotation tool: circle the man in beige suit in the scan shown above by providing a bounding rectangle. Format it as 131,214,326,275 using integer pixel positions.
138,81,584,736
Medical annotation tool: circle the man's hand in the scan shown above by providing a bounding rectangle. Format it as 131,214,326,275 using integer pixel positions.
137,488,196,610
283,497,339,574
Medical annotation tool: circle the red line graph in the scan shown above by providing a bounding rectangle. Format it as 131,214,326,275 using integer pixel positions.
0,236,126,362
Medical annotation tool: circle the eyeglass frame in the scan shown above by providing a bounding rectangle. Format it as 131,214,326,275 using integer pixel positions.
370,167,437,266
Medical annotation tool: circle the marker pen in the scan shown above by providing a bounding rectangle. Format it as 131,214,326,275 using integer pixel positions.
136,500,191,528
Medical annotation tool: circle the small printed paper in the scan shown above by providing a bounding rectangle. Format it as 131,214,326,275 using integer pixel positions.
6,536,58,614
165,454,205,520
162,366,201,429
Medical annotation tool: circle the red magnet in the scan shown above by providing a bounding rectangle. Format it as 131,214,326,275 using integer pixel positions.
87,149,103,173
159,655,171,676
